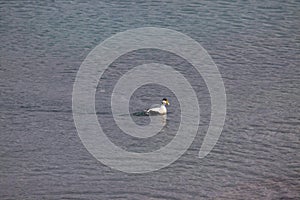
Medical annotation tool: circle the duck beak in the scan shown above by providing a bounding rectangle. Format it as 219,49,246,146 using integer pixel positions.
166,100,170,105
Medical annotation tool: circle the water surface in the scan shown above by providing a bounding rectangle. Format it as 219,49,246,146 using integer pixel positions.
1,0,299,199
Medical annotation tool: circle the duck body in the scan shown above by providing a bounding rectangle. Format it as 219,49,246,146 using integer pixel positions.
145,98,170,115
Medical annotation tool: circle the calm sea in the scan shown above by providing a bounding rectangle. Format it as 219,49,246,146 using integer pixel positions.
1,0,299,199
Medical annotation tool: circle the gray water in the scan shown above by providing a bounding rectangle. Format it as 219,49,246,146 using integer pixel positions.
1,0,299,199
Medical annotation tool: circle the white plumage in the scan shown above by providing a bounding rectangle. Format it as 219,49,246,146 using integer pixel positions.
146,98,170,115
